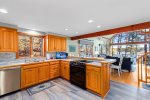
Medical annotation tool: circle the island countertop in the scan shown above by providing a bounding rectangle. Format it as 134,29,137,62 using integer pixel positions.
86,59,116,67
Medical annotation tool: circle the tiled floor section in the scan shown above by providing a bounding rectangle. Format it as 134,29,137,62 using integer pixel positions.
0,78,150,100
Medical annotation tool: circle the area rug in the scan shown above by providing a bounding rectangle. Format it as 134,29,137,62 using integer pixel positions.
27,82,54,95
142,83,150,90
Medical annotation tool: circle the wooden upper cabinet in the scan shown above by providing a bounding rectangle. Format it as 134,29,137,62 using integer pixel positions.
48,35,55,52
0,27,18,52
54,37,61,51
61,37,67,51
47,35,67,52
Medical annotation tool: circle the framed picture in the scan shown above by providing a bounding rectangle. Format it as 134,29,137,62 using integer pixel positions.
69,45,76,52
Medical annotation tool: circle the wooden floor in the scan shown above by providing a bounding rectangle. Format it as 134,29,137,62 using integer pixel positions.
0,78,150,100
110,67,150,88
110,69,138,87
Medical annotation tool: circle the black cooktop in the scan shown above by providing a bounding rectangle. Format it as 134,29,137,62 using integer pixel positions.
79,60,93,63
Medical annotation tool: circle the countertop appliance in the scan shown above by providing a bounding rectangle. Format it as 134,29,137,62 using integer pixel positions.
0,66,21,96
70,60,93,89
56,52,68,59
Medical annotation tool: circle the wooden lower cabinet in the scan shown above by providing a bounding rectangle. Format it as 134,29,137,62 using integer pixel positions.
50,61,60,79
21,63,50,88
60,61,70,80
21,67,39,88
86,67,101,93
38,65,50,83
86,63,110,98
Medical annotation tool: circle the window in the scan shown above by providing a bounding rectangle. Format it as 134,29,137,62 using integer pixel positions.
110,31,150,57
18,35,44,57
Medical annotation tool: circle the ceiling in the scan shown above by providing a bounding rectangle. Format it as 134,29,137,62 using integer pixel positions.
0,0,150,37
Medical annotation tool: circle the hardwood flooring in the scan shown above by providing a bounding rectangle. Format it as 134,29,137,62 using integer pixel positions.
110,67,150,88
110,70,138,87
0,78,150,100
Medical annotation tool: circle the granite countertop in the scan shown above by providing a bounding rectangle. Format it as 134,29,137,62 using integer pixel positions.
0,58,116,69
0,59,59,69
86,59,116,67
0,59,77,69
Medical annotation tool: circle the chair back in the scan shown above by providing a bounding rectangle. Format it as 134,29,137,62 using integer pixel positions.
119,57,123,68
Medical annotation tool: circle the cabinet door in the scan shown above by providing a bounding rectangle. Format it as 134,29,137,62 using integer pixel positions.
0,30,3,50
61,38,66,51
54,37,61,51
64,64,70,80
50,64,60,79
22,68,38,88
60,63,65,78
38,66,50,83
86,68,101,93
60,62,70,80
48,36,55,51
0,28,17,52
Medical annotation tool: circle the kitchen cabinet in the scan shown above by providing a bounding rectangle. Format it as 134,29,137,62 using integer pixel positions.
48,35,55,52
86,66,101,93
38,63,50,83
47,35,66,52
54,37,61,51
86,63,110,98
21,61,60,88
50,61,60,79
60,61,70,80
0,27,18,52
61,37,66,51
21,65,39,88
21,63,50,88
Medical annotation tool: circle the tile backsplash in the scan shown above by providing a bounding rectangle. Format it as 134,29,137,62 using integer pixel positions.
46,52,56,59
0,52,16,62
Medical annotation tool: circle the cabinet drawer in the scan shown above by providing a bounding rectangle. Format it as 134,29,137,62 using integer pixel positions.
50,73,59,78
51,67,59,71
50,61,59,65
50,70,59,78
61,61,69,64
50,70,59,74
43,63,49,66
22,64,42,69
86,66,100,72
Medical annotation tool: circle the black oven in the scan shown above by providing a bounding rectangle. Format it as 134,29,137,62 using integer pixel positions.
70,61,86,89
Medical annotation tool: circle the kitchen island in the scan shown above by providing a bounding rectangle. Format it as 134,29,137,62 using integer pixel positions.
86,59,116,98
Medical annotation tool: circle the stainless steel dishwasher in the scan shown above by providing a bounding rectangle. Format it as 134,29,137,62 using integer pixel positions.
0,66,21,96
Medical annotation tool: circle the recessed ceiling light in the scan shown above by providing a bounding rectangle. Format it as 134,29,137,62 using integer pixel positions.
76,32,79,33
97,25,101,28
65,29,68,31
88,20,93,23
0,9,8,14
